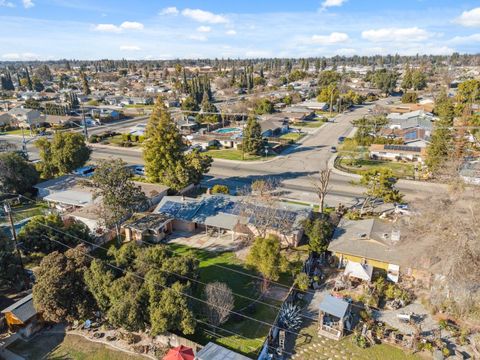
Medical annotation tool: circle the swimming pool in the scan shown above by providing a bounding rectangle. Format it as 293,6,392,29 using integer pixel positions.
214,127,242,134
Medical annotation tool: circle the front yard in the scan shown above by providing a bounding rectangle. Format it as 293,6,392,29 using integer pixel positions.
280,132,306,142
336,157,415,179
8,332,146,360
205,149,276,161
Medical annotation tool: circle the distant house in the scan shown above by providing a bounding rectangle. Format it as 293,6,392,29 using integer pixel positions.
44,115,80,127
460,159,480,185
294,100,329,111
282,107,316,123
8,107,45,128
386,110,435,139
1,293,43,338
369,143,427,163
259,114,289,137
318,295,352,340
176,119,199,134
195,342,251,360
328,218,403,282
0,112,14,126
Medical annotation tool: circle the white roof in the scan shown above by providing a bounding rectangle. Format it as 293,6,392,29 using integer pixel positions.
44,190,93,207
344,261,373,282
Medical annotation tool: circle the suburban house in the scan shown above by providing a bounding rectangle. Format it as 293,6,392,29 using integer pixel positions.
0,112,14,126
318,295,352,340
8,107,45,128
189,133,241,150
385,110,435,139
259,114,290,137
153,195,312,246
328,218,402,282
122,213,173,243
282,107,316,123
369,144,427,163
294,100,329,111
44,115,81,127
195,342,251,360
1,293,43,338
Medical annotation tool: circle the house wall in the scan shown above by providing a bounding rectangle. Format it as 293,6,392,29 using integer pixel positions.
172,219,196,232
334,252,390,271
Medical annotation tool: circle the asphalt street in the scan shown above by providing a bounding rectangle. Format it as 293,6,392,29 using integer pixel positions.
2,99,446,206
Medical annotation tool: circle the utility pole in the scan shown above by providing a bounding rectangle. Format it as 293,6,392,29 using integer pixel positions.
3,202,28,287
21,127,27,158
81,104,89,140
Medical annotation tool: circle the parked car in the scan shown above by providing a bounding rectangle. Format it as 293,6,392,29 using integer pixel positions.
133,165,145,176
337,136,346,144
73,165,96,177
330,146,337,153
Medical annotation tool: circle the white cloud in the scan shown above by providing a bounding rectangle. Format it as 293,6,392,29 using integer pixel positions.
245,50,271,58
454,7,480,27
120,45,141,51
321,0,346,9
311,32,349,44
337,48,356,55
2,52,39,60
94,23,121,33
22,0,34,8
225,29,237,36
448,33,480,44
0,0,15,8
93,21,144,33
159,6,179,16
362,27,430,42
120,21,144,30
182,8,228,24
197,26,211,33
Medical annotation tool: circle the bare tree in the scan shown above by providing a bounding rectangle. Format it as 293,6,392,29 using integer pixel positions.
310,161,331,213
203,282,234,331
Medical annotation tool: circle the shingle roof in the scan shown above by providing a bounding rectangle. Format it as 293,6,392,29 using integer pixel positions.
1,293,37,323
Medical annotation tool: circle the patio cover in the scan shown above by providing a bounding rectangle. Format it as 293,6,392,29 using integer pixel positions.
163,345,194,360
344,261,373,282
319,295,349,319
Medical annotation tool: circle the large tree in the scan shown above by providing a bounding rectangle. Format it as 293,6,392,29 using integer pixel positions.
35,132,91,178
0,152,39,194
33,244,96,323
360,168,403,212
143,98,212,190
203,282,234,330
17,214,90,255
91,159,147,241
303,218,332,254
0,232,24,290
246,235,287,290
242,115,263,155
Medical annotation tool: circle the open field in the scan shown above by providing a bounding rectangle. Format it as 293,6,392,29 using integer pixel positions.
8,332,146,360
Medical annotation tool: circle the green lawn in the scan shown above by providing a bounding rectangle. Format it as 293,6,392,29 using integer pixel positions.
337,158,415,178
1,203,47,224
2,128,30,136
124,104,155,109
295,119,327,128
8,333,145,360
205,149,276,161
293,321,424,360
279,132,305,142
168,244,286,358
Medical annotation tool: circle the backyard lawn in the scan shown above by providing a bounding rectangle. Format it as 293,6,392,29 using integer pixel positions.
8,333,145,360
337,157,415,179
168,243,288,358
293,321,424,360
0,202,47,224
205,149,275,161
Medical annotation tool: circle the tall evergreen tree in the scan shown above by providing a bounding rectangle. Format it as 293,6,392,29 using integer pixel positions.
81,72,91,95
242,115,263,155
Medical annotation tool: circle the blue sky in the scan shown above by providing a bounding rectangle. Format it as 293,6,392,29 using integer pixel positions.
0,0,479,60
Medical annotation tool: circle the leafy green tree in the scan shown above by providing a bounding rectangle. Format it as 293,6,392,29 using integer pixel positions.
181,95,200,116
211,184,229,194
318,70,341,88
84,259,115,312
18,214,90,255
198,92,220,124
317,83,339,104
81,72,91,95
372,69,398,96
33,244,96,323
360,168,403,211
35,132,91,178
303,218,332,254
0,232,24,289
426,117,453,173
246,235,287,290
242,115,263,155
91,159,147,241
143,98,212,190
401,66,413,91
0,152,39,194
411,70,427,90
352,116,388,146
401,92,418,103
456,79,480,104
253,98,274,115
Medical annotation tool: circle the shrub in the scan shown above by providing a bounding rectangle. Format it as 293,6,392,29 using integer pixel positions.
211,184,229,194
138,136,145,143
89,135,98,143
122,134,131,142
294,273,310,292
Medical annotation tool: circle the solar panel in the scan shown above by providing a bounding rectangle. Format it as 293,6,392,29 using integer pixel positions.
384,144,421,152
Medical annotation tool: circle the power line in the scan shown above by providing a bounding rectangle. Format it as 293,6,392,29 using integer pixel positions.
39,234,307,338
